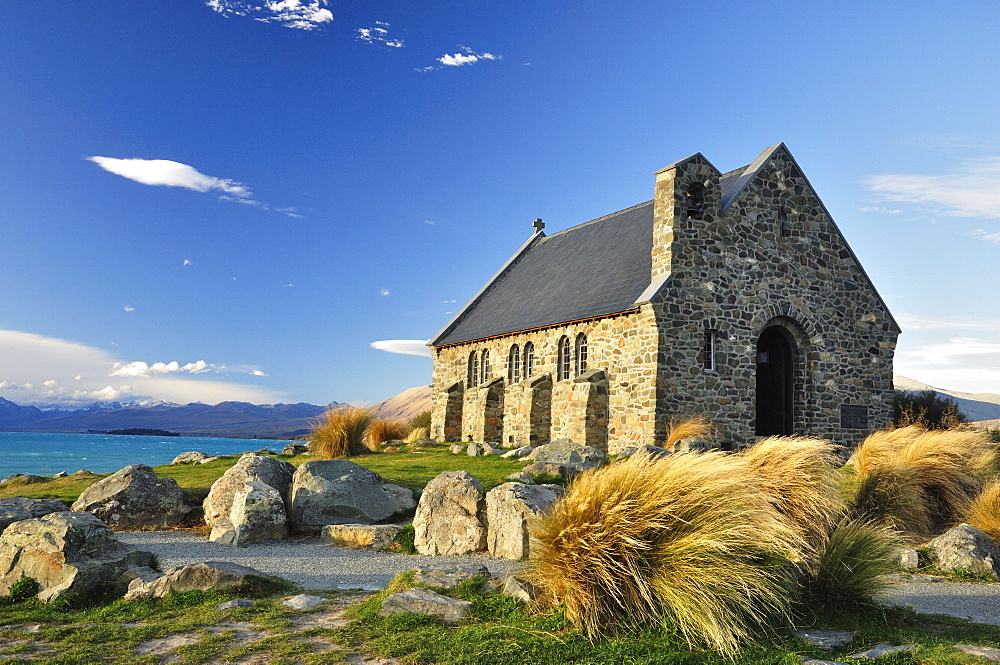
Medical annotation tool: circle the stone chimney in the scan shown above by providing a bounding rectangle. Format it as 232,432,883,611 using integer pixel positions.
651,153,721,283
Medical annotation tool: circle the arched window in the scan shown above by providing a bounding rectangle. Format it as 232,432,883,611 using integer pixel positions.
508,345,521,383
574,333,588,376
467,352,479,388
557,336,571,381
523,342,534,380
685,182,705,220
480,349,491,385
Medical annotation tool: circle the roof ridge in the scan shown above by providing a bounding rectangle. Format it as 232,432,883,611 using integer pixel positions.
544,199,653,239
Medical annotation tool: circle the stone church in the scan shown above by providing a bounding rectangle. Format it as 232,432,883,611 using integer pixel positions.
428,144,899,452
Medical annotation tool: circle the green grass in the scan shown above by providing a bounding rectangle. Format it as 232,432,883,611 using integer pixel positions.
0,449,525,507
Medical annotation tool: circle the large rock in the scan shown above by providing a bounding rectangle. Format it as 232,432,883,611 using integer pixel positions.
281,443,308,456
527,441,607,471
125,561,268,600
171,451,213,465
0,497,68,533
412,471,486,555
71,464,190,528
209,480,288,547
289,460,396,532
382,483,417,515
928,523,1000,579
378,587,472,623
486,482,565,560
203,454,295,527
0,512,155,602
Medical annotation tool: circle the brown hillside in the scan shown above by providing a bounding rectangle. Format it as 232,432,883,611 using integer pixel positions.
373,385,431,422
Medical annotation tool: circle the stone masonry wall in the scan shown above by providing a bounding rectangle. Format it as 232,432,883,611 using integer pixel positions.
430,305,660,452
649,147,899,448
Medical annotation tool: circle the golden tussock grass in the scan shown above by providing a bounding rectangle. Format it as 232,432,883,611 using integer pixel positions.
664,416,713,449
366,418,408,448
527,451,802,655
966,477,1000,543
740,436,845,551
310,406,375,459
404,426,429,444
847,426,996,535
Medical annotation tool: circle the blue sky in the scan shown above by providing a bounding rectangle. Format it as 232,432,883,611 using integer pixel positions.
2,1,1000,407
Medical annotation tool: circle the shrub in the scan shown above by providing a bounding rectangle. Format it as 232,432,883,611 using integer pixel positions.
527,451,801,655
404,426,429,444
740,436,845,552
367,418,408,449
2,575,39,604
846,426,996,535
966,477,1000,543
797,518,900,610
311,406,375,459
409,409,432,431
894,390,965,429
664,416,713,449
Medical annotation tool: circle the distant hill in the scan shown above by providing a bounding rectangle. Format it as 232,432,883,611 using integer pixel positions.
372,385,431,422
894,376,1000,423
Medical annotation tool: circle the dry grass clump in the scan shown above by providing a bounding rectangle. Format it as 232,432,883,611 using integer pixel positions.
404,426,429,444
310,406,375,459
366,418,408,449
664,416,713,449
846,426,996,535
528,451,802,655
798,518,900,610
740,436,845,551
966,477,1000,543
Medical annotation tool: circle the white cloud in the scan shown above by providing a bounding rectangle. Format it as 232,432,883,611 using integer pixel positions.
88,156,252,198
864,157,1000,218
0,329,284,406
380,288,390,296
124,305,135,312
894,313,1000,331
356,21,404,47
972,229,1000,244
418,46,501,72
370,340,432,358
276,207,302,218
250,369,268,376
206,0,333,30
895,335,1000,394
110,360,221,377
423,220,436,225
183,259,192,266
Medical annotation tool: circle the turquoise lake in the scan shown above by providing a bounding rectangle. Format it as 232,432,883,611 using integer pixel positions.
0,431,296,478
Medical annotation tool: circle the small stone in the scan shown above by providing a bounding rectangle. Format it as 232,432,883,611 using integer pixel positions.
217,598,254,610
171,451,213,465
502,576,538,603
501,445,533,459
846,644,917,659
449,443,465,455
466,442,494,457
378,587,471,623
411,563,489,589
799,658,849,665
794,629,854,651
954,645,1000,662
896,547,919,570
282,594,325,610
281,443,308,456
504,472,535,484
52,471,68,479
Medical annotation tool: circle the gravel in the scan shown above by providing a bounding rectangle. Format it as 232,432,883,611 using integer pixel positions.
879,581,1000,626
117,531,518,591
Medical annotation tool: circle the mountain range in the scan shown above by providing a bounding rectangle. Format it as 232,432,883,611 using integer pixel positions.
893,376,1000,424
0,385,433,439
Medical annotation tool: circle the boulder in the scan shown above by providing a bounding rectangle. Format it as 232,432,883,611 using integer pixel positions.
378,587,472,623
0,474,44,486
0,512,155,602
522,461,577,481
616,444,670,460
321,524,403,550
0,497,68,533
501,446,533,459
794,630,855,652
53,471,68,479
289,460,396,532
70,464,190,528
209,480,287,547
449,443,465,455
382,483,417,515
467,442,496,456
527,441,607,471
504,472,535,484
170,451,214,465
671,437,713,453
281,443,309,456
412,471,487,555
124,561,268,600
203,454,295,528
283,593,325,610
896,547,920,570
928,523,1000,579
502,575,539,603
410,563,489,588
486,482,565,560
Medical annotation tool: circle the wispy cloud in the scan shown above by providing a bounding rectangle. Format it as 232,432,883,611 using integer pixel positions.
864,157,1000,218
110,360,224,377
249,369,268,376
894,313,1000,331
380,288,390,296
972,228,1000,244
356,21,403,48
417,46,501,72
88,156,251,197
123,305,135,312
183,259,192,266
895,335,1000,395
370,340,431,358
206,0,333,31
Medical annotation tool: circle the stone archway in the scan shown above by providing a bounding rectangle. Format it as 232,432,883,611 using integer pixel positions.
483,378,505,444
444,382,464,442
755,325,795,436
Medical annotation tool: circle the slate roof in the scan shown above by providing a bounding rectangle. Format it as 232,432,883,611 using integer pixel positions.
432,201,655,347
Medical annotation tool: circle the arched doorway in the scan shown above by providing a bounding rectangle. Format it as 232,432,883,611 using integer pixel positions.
444,382,464,442
755,326,795,436
483,379,504,444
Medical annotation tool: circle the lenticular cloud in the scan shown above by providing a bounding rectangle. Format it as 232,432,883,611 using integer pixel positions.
88,157,251,198
370,340,432,358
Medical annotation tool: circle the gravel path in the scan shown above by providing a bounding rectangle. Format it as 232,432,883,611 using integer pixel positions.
879,581,1000,626
118,531,518,591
